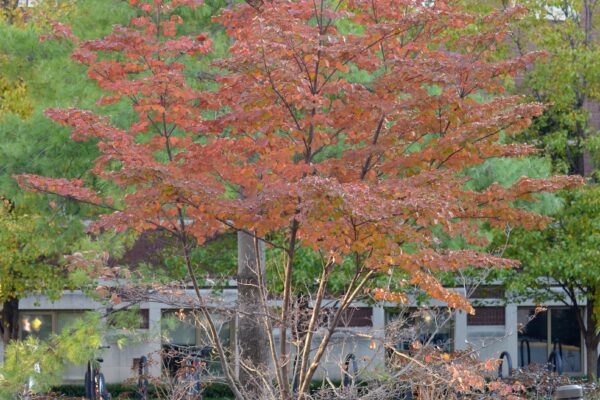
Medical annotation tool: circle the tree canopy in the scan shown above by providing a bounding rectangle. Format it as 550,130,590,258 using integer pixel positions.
14,0,585,397
507,0,600,175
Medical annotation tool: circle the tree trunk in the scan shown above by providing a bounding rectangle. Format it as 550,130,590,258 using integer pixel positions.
291,294,310,392
585,339,598,381
1,297,20,347
584,301,600,382
237,231,269,395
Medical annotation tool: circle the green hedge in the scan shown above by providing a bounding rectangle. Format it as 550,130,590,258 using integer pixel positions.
51,382,233,399
52,381,344,398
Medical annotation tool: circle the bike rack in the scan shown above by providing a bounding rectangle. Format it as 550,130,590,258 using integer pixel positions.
291,359,301,393
85,362,93,400
136,356,149,400
342,353,358,388
519,339,531,367
498,351,513,379
553,339,563,359
547,351,563,375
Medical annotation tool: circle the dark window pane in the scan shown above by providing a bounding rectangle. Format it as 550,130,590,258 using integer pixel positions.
138,309,150,329
338,307,372,327
551,309,581,372
517,308,548,366
471,286,504,299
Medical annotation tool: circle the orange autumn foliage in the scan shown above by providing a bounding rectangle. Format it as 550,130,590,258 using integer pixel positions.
17,0,581,320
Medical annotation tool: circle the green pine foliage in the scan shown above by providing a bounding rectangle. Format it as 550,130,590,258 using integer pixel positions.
0,0,134,209
0,312,103,397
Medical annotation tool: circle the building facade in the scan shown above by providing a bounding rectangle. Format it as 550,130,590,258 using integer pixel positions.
0,287,591,385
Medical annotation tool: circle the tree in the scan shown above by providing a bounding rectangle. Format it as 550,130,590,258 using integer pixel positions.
503,0,600,176
502,186,600,380
17,0,582,398
486,0,600,381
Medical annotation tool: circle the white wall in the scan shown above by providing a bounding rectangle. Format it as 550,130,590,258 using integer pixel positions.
8,290,598,384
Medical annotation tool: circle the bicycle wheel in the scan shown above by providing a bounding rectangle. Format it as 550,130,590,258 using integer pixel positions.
97,373,111,400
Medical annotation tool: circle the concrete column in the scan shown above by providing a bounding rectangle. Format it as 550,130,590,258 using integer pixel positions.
454,310,467,351
505,304,518,365
148,304,163,377
371,305,386,367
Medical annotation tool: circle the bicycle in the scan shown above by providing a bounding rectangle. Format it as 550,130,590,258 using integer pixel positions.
342,353,358,388
85,345,112,400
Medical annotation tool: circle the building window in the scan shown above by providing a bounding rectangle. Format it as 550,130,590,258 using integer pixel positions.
161,309,233,377
470,286,504,299
517,307,581,372
108,308,150,330
138,308,150,329
20,312,53,340
337,307,373,327
468,307,505,326
20,310,86,339
385,307,454,353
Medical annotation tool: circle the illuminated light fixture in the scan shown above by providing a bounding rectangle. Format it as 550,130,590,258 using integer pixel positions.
32,317,42,331
423,313,432,323
22,318,31,332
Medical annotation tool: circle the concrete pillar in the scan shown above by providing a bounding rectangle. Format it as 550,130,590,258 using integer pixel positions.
454,310,467,351
371,305,386,366
148,304,162,377
505,304,518,365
